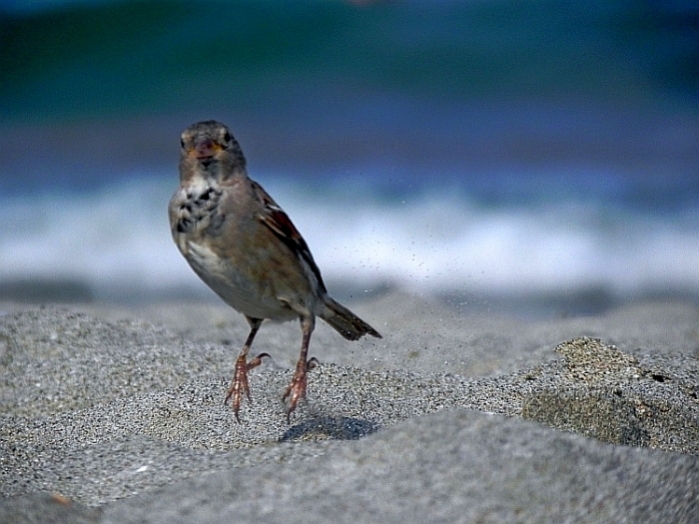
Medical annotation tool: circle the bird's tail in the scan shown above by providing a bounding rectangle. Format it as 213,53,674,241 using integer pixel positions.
320,297,382,341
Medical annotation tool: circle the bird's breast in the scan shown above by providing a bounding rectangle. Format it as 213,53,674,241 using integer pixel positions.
169,182,226,248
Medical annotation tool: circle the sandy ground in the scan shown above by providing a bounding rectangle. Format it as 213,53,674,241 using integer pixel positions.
1,292,698,523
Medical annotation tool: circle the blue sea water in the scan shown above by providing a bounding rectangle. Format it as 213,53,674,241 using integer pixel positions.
1,0,698,315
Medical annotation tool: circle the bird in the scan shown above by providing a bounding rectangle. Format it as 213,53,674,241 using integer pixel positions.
169,120,382,422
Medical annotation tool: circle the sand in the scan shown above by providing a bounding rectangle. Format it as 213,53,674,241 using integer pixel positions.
1,293,698,523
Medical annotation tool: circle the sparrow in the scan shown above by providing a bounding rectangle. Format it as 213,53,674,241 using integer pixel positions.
169,120,382,422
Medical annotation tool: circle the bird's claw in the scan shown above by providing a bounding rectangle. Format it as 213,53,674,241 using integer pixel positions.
225,352,269,422
282,358,319,423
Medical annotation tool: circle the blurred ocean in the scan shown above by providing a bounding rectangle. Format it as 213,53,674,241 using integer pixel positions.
1,0,698,316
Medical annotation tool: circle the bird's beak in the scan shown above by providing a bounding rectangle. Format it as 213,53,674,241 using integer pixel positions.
192,138,221,159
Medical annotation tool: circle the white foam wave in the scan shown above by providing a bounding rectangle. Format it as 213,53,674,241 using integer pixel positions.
2,174,698,301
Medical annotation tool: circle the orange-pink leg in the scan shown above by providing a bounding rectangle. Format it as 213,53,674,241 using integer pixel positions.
282,316,317,422
225,317,268,422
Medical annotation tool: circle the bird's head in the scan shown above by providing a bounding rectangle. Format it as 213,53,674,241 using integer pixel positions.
179,120,246,179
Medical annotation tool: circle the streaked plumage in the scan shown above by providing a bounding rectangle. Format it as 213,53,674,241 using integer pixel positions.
169,120,381,421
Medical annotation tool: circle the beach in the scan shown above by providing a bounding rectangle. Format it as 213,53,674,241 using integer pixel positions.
1,293,697,523
3,1,699,521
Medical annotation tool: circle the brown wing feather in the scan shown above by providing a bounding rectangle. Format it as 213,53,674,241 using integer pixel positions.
251,180,327,294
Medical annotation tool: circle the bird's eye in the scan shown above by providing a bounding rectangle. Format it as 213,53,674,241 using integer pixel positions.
180,138,186,149
223,131,231,143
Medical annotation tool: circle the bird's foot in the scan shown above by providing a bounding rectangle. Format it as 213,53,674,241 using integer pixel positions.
282,357,319,423
225,352,269,422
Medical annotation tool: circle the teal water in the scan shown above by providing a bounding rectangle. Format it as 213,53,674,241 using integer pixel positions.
1,0,698,310
2,0,696,122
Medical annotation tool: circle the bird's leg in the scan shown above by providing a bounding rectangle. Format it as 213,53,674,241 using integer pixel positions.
225,317,268,422
282,315,316,422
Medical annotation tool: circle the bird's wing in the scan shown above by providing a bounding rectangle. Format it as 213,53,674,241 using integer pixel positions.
251,180,327,293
